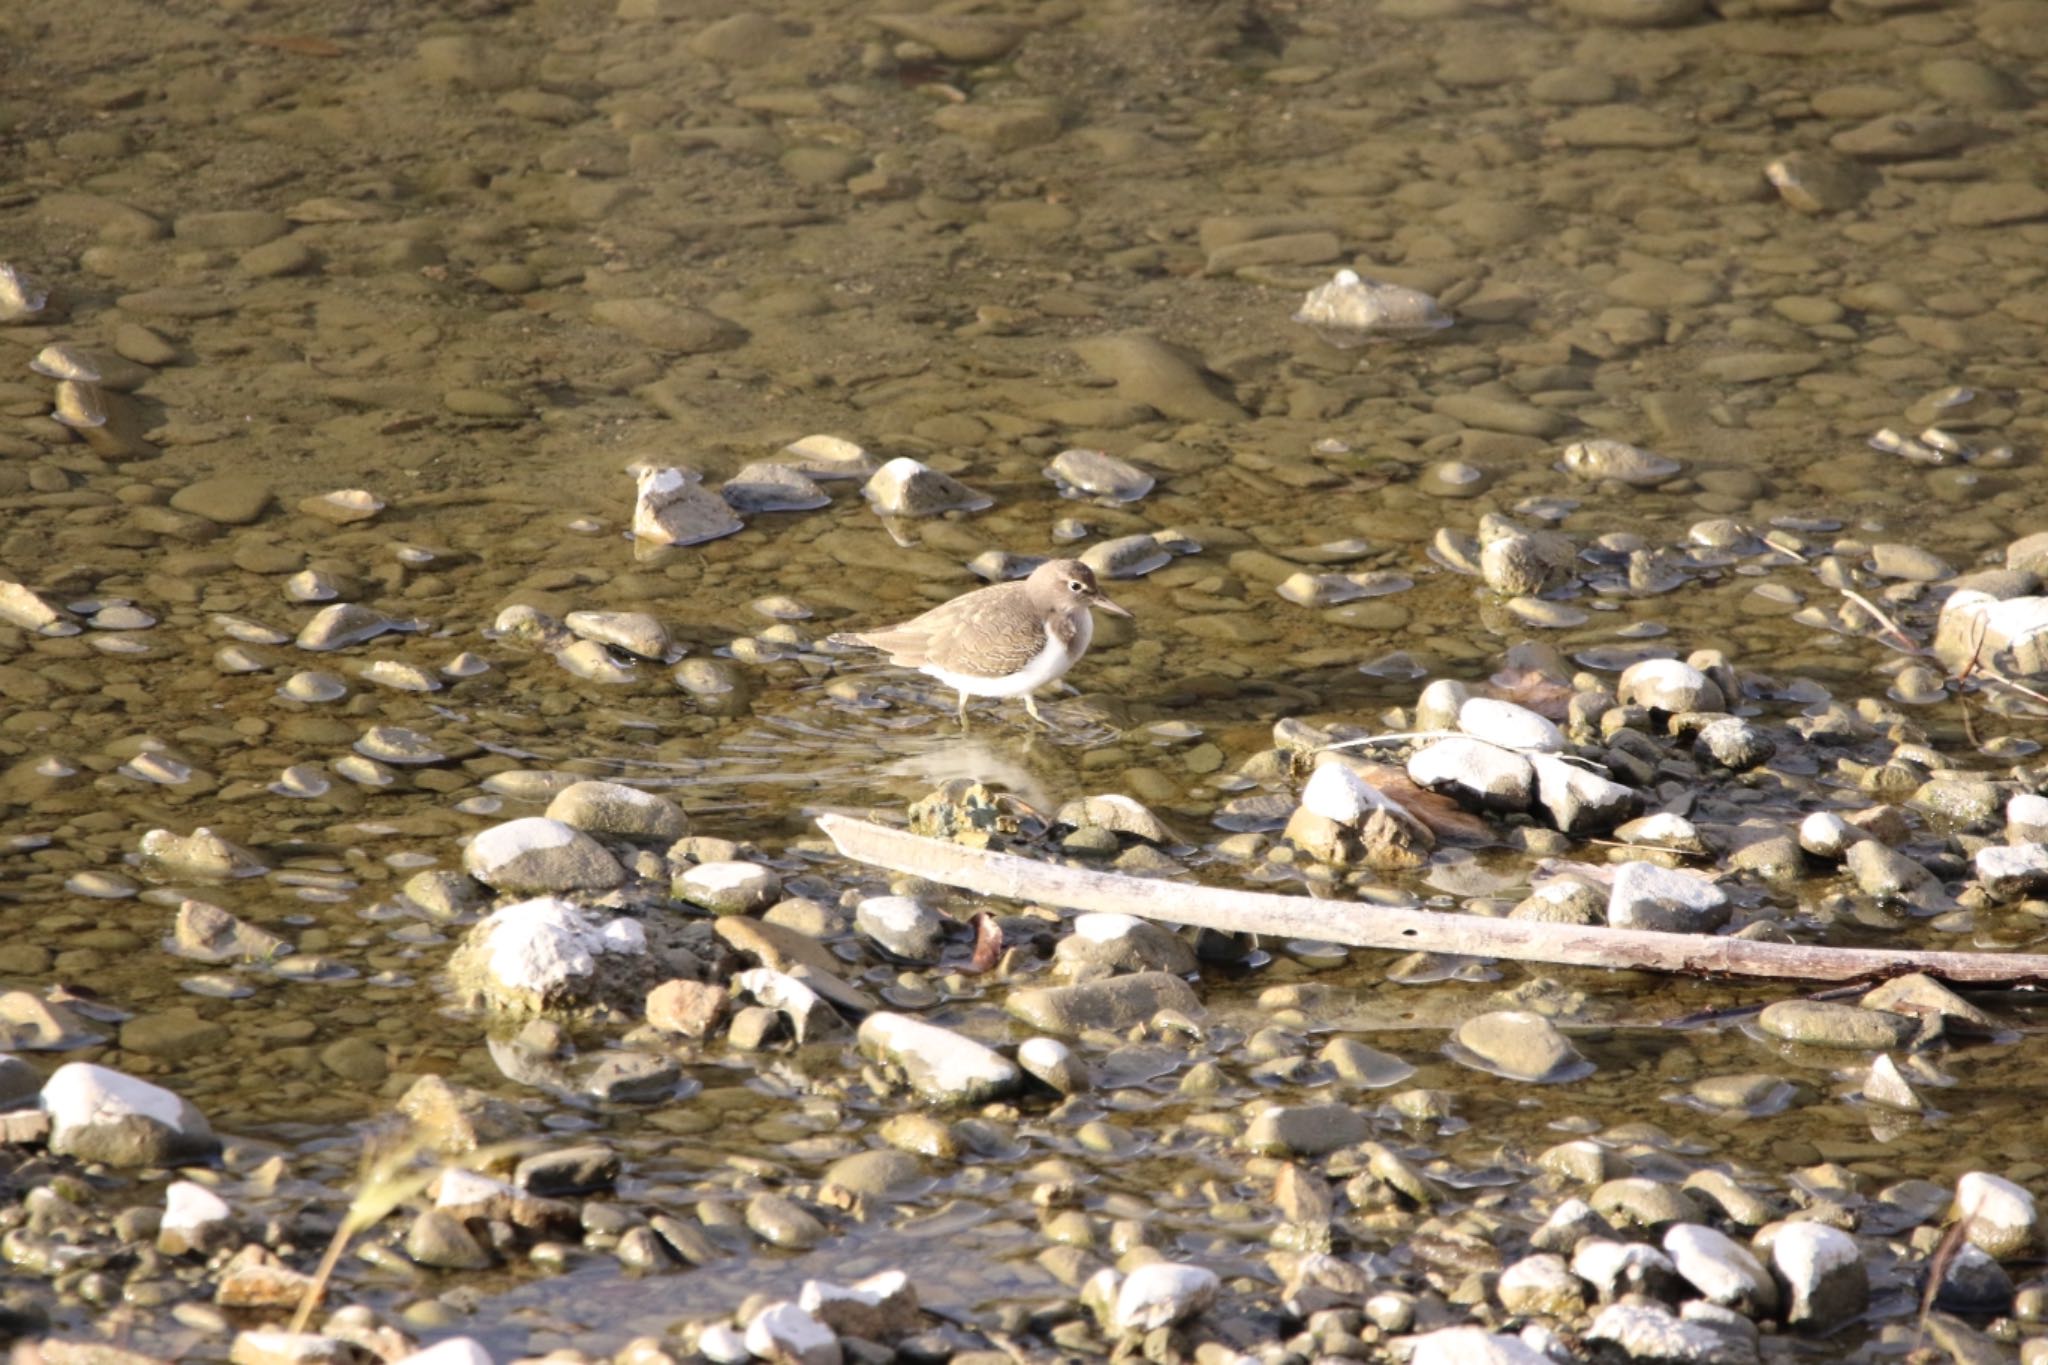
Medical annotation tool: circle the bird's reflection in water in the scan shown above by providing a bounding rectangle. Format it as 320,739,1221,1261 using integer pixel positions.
875,733,1060,818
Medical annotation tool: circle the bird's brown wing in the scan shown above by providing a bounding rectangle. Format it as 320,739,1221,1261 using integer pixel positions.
846,583,1037,672
924,597,1059,678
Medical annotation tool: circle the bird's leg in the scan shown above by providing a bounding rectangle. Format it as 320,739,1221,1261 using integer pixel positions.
1023,693,1047,725
956,690,971,728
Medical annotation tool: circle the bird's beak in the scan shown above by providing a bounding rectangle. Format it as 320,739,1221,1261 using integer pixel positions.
1093,593,1133,618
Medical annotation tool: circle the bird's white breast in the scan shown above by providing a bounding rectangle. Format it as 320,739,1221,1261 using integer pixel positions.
924,614,1089,699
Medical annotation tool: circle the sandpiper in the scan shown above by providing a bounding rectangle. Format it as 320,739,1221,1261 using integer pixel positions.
836,558,1132,725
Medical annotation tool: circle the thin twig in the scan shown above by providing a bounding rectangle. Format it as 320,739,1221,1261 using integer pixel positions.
1840,589,1927,656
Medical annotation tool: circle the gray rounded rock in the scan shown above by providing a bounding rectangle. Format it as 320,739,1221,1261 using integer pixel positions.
464,818,625,893
545,781,687,842
1450,1010,1592,1083
1756,1000,1913,1049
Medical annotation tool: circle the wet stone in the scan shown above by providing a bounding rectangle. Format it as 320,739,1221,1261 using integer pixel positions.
1618,658,1723,712
746,1193,827,1251
43,1062,215,1167
1496,1255,1587,1318
1956,1171,2038,1259
515,1143,619,1197
1663,1223,1778,1316
1845,840,1942,902
1112,1262,1220,1332
545,780,687,842
463,818,626,894
1871,542,1953,581
1242,1103,1368,1156
1763,1222,1867,1330
1590,1178,1701,1234
447,897,647,1012
1695,717,1775,771
1006,972,1200,1034
632,466,744,546
675,860,780,915
296,604,404,651
862,457,992,517
1766,152,1875,214
858,1013,1019,1104
170,478,274,525
1532,755,1638,836
869,11,1023,59
1948,182,2048,228
645,979,727,1037
1047,447,1154,502
1756,1000,1913,1049
1450,1010,1591,1083
1559,0,1703,20
564,610,669,659
722,462,831,514
854,896,946,962
1407,737,1534,812
1052,913,1197,976
1831,114,1976,160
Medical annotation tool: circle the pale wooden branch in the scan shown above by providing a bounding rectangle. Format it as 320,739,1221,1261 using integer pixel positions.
817,815,2048,987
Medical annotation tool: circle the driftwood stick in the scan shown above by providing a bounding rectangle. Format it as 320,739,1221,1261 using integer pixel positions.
817,815,2048,988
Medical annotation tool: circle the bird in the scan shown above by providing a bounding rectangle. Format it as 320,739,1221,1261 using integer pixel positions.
834,558,1132,725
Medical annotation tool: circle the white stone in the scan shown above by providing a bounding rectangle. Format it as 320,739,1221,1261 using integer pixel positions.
1301,756,1412,825
1974,842,2048,900
735,968,841,1043
1797,811,1862,859
699,1325,750,1365
1571,1239,1676,1298
1291,268,1451,344
1407,737,1534,810
1457,697,1564,752
1956,1171,2038,1258
1561,439,1681,487
1413,678,1470,731
1617,657,1723,712
779,434,875,480
1764,1221,1866,1329
1862,1053,1921,1111
163,1179,231,1233
473,897,645,998
1111,1261,1219,1331
862,456,992,517
676,860,780,914
390,1339,494,1365
1407,1326,1549,1365
0,581,63,631
2008,792,2048,835
463,816,623,892
43,1062,208,1139
744,1301,840,1365
1625,812,1698,844
1531,754,1637,835
1662,1223,1777,1314
857,1012,1019,1103
434,1168,522,1210
632,465,744,546
1933,590,2048,675
564,610,670,659
1607,861,1730,933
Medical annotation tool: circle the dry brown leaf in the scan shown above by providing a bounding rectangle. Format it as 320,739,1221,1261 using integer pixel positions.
1488,666,1575,719
1355,763,1492,843
965,912,1003,974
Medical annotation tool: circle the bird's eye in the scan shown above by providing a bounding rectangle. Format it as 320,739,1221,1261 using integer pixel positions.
1068,580,1084,593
